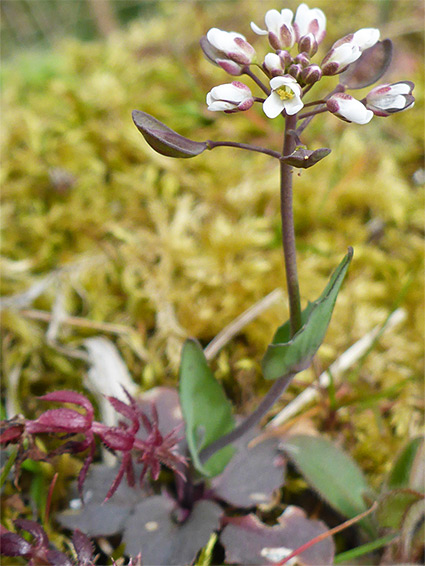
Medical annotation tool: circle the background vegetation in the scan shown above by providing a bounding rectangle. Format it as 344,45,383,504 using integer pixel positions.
1,0,424,559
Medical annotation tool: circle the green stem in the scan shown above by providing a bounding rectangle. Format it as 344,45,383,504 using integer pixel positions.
280,114,303,336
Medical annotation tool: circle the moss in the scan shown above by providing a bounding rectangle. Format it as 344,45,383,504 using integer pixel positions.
1,0,423,496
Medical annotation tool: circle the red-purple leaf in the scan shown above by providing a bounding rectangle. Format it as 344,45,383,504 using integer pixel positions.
39,391,94,414
132,110,208,158
26,408,89,434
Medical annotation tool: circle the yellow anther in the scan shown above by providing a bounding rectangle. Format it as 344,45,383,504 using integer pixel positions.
276,86,295,101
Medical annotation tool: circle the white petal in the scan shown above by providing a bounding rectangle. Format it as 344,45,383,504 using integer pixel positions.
250,22,267,35
263,93,285,119
284,96,304,115
389,82,412,95
331,43,361,66
208,100,235,111
270,75,297,90
339,98,373,124
353,28,380,50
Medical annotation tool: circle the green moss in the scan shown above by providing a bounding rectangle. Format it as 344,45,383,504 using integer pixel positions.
1,0,423,496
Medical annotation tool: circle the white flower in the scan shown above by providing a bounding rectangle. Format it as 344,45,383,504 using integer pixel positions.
326,93,373,124
263,75,304,119
206,81,254,113
365,81,415,116
251,9,295,49
206,28,256,66
293,3,326,44
322,27,380,75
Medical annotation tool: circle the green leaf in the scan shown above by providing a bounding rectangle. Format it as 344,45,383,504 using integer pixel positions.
282,434,375,536
376,489,424,530
386,437,424,491
179,339,235,477
262,249,353,380
132,110,208,158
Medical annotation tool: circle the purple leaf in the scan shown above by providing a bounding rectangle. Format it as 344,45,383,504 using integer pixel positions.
123,495,222,565
132,110,208,158
211,428,285,508
339,40,393,89
72,530,95,566
57,464,148,536
0,532,33,557
221,506,335,565
14,518,49,548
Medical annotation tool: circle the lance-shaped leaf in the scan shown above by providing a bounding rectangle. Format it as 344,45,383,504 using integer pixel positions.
282,435,376,537
385,437,425,491
282,147,331,169
262,248,352,380
339,40,393,89
179,339,235,477
132,110,208,158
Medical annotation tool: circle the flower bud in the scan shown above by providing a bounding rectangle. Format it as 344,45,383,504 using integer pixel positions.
321,28,380,75
301,64,322,84
327,93,373,124
201,29,256,75
251,9,295,50
298,33,318,57
365,81,415,116
263,53,285,76
294,52,310,67
288,63,302,80
293,3,326,44
206,81,254,113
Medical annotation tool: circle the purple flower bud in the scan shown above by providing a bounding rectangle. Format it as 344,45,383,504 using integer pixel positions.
327,93,373,124
301,64,322,84
251,9,295,50
201,28,256,76
206,81,254,113
288,63,303,80
294,52,310,68
365,81,415,116
298,33,318,57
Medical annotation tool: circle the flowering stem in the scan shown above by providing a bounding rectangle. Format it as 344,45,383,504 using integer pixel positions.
244,67,271,95
297,106,329,120
207,140,280,159
199,371,294,464
280,113,303,336
199,116,305,466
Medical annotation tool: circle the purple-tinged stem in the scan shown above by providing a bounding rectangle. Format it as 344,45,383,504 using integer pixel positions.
244,67,271,95
199,372,294,464
297,106,329,120
207,140,280,159
199,113,305,466
280,113,303,335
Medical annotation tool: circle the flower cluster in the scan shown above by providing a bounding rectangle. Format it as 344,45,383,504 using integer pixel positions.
201,3,414,125
0,389,186,502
